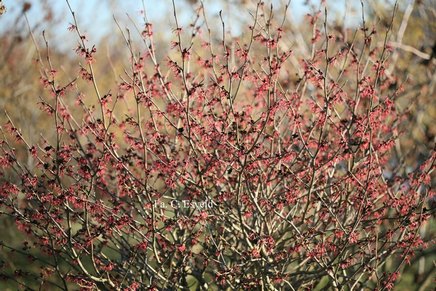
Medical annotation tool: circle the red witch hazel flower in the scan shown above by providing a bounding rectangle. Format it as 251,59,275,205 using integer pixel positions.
0,1,433,290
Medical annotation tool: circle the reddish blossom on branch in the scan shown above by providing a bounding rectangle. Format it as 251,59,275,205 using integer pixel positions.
0,0,434,290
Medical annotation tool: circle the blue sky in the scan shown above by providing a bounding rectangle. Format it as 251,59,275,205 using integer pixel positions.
1,0,364,51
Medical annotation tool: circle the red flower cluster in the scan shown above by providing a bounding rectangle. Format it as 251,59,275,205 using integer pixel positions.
0,1,433,290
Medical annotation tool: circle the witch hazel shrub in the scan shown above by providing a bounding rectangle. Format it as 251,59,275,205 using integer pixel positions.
0,1,434,290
